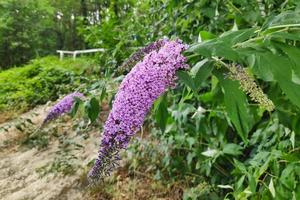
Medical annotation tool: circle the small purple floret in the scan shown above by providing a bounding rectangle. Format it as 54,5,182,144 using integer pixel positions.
88,39,188,184
43,92,84,124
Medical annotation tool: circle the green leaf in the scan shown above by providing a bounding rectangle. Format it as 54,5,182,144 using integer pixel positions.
187,152,196,165
252,54,274,81
252,152,273,180
188,40,240,61
198,31,216,42
190,59,208,76
176,70,197,92
290,131,295,149
222,143,243,156
177,60,213,93
236,175,246,191
201,148,219,158
269,178,276,198
85,97,100,123
186,137,196,149
193,61,213,90
154,94,169,132
276,43,300,78
100,87,107,101
262,10,300,30
188,29,256,61
269,32,300,41
216,71,253,143
280,164,295,190
257,52,300,109
233,159,247,174
219,28,256,45
70,97,82,117
247,174,256,193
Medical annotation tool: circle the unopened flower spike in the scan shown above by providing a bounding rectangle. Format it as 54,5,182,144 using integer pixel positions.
228,65,275,112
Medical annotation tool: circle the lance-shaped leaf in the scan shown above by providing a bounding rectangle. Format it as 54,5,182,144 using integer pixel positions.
215,70,253,143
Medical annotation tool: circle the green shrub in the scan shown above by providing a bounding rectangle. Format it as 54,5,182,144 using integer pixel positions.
0,56,97,120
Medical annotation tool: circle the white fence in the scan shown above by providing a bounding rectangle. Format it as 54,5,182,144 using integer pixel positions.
56,48,105,60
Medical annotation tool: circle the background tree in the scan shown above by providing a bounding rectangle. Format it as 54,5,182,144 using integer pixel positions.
0,0,55,68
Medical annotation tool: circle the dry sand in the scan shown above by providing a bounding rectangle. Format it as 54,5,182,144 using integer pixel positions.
0,104,99,200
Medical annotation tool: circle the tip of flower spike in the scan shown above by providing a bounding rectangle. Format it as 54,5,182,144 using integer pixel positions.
118,38,169,72
87,145,121,186
43,92,84,124
87,160,120,186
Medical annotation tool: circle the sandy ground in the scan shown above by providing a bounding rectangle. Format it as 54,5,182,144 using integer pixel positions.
0,104,100,200
0,105,44,146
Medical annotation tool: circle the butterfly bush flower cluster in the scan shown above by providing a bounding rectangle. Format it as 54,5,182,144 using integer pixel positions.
43,92,84,124
88,39,188,184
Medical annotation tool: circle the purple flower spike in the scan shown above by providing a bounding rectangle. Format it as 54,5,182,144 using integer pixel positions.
88,39,188,184
43,92,84,124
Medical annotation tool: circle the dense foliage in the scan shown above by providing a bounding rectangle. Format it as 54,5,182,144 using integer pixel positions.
166,11,300,199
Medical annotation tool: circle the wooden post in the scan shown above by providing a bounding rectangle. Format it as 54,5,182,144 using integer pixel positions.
73,51,77,60
60,52,64,60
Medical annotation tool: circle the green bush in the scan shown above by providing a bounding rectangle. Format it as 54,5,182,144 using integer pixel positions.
0,56,97,118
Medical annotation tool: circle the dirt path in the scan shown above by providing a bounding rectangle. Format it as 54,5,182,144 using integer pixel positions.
0,104,100,200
